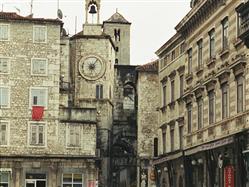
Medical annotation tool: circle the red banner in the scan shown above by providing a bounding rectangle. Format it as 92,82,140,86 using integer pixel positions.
224,165,234,187
32,106,44,121
88,180,96,187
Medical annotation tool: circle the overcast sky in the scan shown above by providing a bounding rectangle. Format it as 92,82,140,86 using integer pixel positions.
1,0,190,65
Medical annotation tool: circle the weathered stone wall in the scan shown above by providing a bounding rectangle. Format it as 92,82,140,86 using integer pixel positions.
0,20,97,157
137,70,159,158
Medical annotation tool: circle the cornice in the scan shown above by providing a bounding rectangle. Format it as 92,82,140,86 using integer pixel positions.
175,0,226,36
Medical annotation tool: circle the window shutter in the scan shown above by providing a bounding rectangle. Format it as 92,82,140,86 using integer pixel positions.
31,125,37,145
0,88,8,107
100,85,103,99
38,126,44,144
96,85,99,99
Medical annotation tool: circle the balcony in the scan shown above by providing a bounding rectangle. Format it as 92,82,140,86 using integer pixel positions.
59,107,97,123
236,1,249,48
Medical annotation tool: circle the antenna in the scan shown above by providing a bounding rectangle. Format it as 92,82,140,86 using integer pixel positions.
30,0,33,15
75,16,77,34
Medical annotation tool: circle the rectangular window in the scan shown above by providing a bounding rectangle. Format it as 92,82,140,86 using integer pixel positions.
171,50,175,61
0,24,9,41
180,43,185,54
30,88,48,108
0,87,10,108
170,127,174,151
208,91,215,124
154,138,158,157
237,12,241,37
187,103,192,133
62,173,83,187
171,79,175,102
67,125,80,147
179,75,184,96
222,17,229,50
179,125,183,149
0,58,9,74
162,83,166,107
33,26,47,43
29,123,45,146
197,39,203,67
96,84,103,99
221,84,228,119
0,122,8,146
25,173,46,186
162,130,166,154
209,29,215,59
31,58,47,75
0,172,10,187
188,48,192,74
237,76,244,113
197,98,203,130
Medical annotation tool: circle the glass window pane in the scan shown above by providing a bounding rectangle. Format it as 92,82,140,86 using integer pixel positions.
73,174,82,183
0,172,9,182
63,174,72,183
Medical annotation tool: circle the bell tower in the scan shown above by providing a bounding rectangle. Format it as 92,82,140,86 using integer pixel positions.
85,0,101,24
83,0,102,35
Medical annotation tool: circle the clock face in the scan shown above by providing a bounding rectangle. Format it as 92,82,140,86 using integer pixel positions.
79,56,105,80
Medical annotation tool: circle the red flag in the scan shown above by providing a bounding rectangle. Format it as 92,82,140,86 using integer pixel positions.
32,106,44,121
88,180,96,187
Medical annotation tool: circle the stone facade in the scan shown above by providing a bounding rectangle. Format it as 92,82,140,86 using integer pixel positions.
154,33,185,187
152,0,249,187
136,61,159,187
0,13,98,187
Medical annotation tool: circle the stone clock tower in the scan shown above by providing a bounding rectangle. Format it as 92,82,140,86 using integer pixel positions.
70,0,115,186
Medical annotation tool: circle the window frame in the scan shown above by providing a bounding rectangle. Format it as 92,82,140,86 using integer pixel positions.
66,124,81,148
0,171,10,186
31,58,48,76
62,173,84,187
187,48,192,74
237,76,244,113
208,90,215,124
170,127,174,151
0,86,10,108
162,82,167,107
96,84,103,99
0,121,10,146
170,79,175,102
209,29,215,59
221,83,229,119
222,17,229,50
197,97,203,130
28,121,47,147
0,57,10,74
187,103,192,133
29,87,48,109
33,25,47,43
197,39,203,68
162,129,166,154
179,74,184,97
0,24,10,41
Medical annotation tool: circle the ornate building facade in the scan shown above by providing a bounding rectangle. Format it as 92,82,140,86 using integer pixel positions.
153,0,249,186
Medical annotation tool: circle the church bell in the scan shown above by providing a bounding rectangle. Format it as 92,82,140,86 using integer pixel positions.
89,5,97,14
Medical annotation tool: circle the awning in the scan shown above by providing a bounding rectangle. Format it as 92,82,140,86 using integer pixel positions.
185,136,234,156
153,152,183,165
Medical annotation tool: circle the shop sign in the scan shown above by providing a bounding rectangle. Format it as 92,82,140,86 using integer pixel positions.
224,165,234,187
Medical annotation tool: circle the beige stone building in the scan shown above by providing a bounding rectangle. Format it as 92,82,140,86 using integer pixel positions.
0,11,98,187
136,60,159,187
152,0,249,186
153,33,185,187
